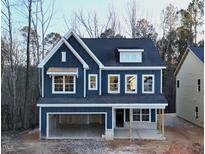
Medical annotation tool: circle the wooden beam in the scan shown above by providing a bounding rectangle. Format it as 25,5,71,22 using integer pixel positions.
162,109,164,136
129,109,132,139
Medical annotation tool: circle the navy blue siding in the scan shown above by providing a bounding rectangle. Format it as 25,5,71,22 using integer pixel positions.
67,36,100,97
41,107,112,137
151,109,156,122
44,43,84,97
101,70,161,95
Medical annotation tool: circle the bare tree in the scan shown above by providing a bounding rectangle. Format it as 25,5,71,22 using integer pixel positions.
1,0,17,131
23,0,32,129
126,0,137,38
39,0,55,58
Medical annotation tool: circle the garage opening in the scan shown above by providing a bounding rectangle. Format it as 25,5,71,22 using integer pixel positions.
48,113,105,138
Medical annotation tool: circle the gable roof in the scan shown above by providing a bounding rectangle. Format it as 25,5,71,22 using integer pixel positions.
174,47,204,75
82,38,165,67
38,38,89,69
190,47,204,62
38,30,166,69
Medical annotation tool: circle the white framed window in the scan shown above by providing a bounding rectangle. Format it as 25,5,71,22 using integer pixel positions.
88,74,98,90
108,74,120,93
61,52,66,62
125,74,137,93
142,74,155,94
133,109,150,122
52,75,76,94
120,52,142,63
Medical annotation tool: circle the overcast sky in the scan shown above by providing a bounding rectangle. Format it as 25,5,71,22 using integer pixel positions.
49,0,191,38
5,0,197,40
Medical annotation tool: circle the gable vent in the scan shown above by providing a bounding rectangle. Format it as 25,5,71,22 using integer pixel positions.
61,52,66,62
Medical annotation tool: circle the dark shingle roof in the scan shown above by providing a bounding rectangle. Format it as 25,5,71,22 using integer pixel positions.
190,47,204,63
82,38,165,66
37,94,167,105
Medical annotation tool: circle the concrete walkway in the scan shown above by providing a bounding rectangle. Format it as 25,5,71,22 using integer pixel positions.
114,128,164,140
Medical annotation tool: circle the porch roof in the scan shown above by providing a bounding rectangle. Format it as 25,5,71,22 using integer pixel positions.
37,94,167,106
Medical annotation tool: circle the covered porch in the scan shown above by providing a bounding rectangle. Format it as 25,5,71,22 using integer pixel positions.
113,108,165,140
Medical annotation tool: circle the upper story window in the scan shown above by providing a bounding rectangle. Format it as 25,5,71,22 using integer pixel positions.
61,52,66,62
197,79,201,92
125,74,137,93
133,109,150,122
88,74,98,90
52,75,76,94
142,74,154,94
108,74,120,93
177,80,180,88
118,49,144,63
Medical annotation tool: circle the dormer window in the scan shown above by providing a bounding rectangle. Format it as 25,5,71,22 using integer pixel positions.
118,49,144,63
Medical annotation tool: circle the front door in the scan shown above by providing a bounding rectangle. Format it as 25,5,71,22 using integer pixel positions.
116,109,124,127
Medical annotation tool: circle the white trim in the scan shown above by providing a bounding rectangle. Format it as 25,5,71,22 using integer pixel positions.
108,74,120,94
38,39,64,68
99,68,102,95
102,66,166,70
46,112,107,139
160,70,162,94
42,67,44,97
52,75,76,94
118,49,144,52
38,38,89,69
84,69,86,97
37,103,168,108
125,74,137,94
88,74,98,90
142,74,155,94
61,52,66,62
65,30,104,68
62,38,89,69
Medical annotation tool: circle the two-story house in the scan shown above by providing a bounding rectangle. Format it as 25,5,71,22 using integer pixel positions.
37,30,168,140
175,47,204,128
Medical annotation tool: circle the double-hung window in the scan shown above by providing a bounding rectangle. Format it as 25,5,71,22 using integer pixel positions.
88,74,98,90
108,75,120,93
133,109,150,122
125,74,137,93
142,75,154,93
53,75,76,94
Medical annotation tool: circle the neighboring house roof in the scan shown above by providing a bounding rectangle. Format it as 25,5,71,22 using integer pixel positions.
37,94,167,106
174,46,204,75
82,38,165,67
190,47,204,62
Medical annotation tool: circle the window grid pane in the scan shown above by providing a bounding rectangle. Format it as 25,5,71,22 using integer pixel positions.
144,76,153,92
109,76,119,92
54,76,75,92
126,76,136,92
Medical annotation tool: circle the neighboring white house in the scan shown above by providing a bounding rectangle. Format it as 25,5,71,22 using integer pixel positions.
175,47,204,128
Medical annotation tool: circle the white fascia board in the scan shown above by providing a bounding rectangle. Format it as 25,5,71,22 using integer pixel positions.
37,103,168,109
62,38,89,69
102,66,166,70
37,37,89,69
38,39,64,68
118,49,144,52
64,30,104,68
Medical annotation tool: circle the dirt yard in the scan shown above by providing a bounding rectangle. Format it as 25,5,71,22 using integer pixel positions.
1,114,204,154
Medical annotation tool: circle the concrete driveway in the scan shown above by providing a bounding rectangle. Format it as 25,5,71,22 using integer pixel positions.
2,114,204,154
